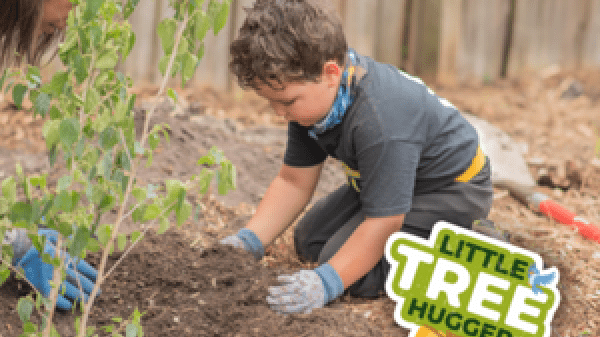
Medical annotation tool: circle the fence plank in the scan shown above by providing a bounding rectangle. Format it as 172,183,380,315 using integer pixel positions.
35,0,600,92
123,1,165,84
582,0,600,68
375,0,406,67
438,0,463,86
343,0,378,58
404,0,441,80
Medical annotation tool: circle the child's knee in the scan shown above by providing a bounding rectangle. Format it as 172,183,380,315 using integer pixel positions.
293,227,321,262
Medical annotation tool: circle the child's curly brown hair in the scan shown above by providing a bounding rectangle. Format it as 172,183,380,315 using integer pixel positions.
230,0,347,90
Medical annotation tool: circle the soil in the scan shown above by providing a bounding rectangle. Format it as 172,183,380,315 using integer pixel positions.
1,69,599,337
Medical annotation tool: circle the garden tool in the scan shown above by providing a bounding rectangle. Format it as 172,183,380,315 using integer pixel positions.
463,113,600,244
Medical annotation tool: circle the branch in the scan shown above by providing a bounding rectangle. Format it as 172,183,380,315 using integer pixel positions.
77,12,191,337
42,235,63,337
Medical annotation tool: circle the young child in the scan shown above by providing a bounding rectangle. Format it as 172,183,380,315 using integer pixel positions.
221,0,493,314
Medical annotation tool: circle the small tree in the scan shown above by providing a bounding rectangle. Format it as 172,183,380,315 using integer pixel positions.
0,0,234,336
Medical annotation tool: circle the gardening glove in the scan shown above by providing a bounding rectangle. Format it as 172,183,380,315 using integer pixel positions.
266,263,344,314
219,228,264,260
6,228,100,310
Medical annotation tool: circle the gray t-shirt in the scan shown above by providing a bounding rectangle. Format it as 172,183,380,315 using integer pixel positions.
284,52,480,217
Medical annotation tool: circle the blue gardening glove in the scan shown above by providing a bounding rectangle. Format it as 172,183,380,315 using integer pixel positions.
10,229,99,310
266,263,344,314
219,228,264,260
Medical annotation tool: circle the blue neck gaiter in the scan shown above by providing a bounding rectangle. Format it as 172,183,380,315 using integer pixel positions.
309,49,357,139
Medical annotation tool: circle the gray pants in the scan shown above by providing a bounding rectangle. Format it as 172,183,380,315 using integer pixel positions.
294,158,493,298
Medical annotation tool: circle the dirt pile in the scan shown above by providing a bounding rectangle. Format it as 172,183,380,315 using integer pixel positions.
0,231,403,337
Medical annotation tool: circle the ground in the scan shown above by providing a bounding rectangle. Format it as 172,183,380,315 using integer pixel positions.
0,69,599,337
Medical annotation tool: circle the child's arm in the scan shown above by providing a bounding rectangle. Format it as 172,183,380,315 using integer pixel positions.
246,162,324,247
328,214,405,289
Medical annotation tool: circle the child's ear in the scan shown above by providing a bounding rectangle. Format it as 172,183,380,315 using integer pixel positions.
322,61,342,87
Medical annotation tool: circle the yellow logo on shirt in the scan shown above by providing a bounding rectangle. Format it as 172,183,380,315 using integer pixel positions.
341,162,361,192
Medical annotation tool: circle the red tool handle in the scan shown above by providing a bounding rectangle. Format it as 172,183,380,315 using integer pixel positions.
538,199,600,244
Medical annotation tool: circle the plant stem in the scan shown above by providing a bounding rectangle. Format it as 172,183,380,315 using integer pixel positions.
76,13,190,337
42,235,63,337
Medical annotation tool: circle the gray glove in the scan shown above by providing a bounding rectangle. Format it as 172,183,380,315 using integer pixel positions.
266,263,344,314
219,228,264,260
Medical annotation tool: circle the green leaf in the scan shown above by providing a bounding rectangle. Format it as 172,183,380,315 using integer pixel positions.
34,92,51,116
26,66,42,88
46,71,69,96
2,177,17,203
180,52,198,87
123,0,140,19
197,153,216,166
84,88,100,113
22,321,37,334
0,69,7,91
0,265,10,286
197,43,205,61
176,200,192,226
96,49,119,69
117,233,126,251
70,227,90,258
213,0,231,35
99,126,119,150
17,296,34,322
99,193,115,211
84,0,106,21
53,191,74,212
158,55,170,77
42,119,61,149
143,204,160,221
194,11,211,40
59,118,80,148
12,84,28,109
57,175,72,192
49,105,61,119
10,202,32,225
132,187,146,202
157,19,177,55
196,169,214,195
217,160,236,195
167,88,178,104
130,230,142,243
73,53,89,84
157,217,170,234
97,224,112,247
147,132,160,150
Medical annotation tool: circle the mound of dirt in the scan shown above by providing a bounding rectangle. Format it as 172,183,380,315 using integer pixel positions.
0,231,402,337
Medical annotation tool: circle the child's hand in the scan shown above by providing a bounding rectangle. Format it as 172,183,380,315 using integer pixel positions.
219,228,264,260
267,263,344,314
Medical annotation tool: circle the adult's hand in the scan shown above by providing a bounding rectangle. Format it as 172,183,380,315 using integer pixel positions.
11,229,99,310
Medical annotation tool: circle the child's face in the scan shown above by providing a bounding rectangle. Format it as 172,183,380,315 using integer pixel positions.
254,61,343,127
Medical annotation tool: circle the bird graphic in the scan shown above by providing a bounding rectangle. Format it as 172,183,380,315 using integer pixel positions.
528,263,557,295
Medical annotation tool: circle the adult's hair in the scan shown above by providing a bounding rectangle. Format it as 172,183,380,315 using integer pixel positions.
0,0,62,67
230,0,347,90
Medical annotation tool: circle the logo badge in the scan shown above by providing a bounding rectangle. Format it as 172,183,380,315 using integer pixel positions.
385,221,560,337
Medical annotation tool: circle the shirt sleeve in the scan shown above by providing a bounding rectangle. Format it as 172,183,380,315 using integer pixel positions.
357,138,422,217
283,122,328,167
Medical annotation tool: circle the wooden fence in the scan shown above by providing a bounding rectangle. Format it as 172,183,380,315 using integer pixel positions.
57,0,600,91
